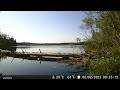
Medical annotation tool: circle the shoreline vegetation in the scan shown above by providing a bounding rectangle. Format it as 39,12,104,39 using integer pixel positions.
17,42,84,45
80,11,120,75
0,31,17,47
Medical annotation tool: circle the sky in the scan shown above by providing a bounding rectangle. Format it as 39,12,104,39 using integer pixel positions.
0,11,89,43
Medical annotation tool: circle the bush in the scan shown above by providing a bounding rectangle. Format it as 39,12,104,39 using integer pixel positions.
81,11,120,75
89,55,120,75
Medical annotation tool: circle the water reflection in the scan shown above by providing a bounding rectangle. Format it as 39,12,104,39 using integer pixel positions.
40,60,41,64
11,58,14,63
65,64,87,74
15,45,85,54
0,56,87,75
0,55,7,62
0,45,87,75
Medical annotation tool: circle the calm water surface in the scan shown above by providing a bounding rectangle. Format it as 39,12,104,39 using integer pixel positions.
0,45,87,75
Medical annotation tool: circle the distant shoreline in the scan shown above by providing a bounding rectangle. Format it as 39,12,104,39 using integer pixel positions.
17,42,84,45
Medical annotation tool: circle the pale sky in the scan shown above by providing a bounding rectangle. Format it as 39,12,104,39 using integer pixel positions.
0,11,88,43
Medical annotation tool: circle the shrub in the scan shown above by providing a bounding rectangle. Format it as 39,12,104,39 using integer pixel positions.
89,55,120,75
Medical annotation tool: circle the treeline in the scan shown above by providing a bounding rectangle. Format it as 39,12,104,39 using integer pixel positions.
0,32,17,47
81,11,120,75
17,42,84,45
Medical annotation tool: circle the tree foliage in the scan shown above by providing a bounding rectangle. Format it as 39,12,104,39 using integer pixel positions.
81,11,120,75
0,31,17,47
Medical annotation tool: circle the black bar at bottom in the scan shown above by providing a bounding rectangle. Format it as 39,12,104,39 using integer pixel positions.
0,75,120,79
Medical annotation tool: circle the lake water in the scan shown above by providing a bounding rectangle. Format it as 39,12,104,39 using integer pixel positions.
0,45,88,77
16,45,85,54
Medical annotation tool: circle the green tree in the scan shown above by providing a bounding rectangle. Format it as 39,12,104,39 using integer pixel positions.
0,31,17,47
81,11,120,75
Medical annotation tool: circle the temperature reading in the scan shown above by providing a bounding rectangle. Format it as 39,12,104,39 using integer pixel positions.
52,75,64,79
67,75,75,79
